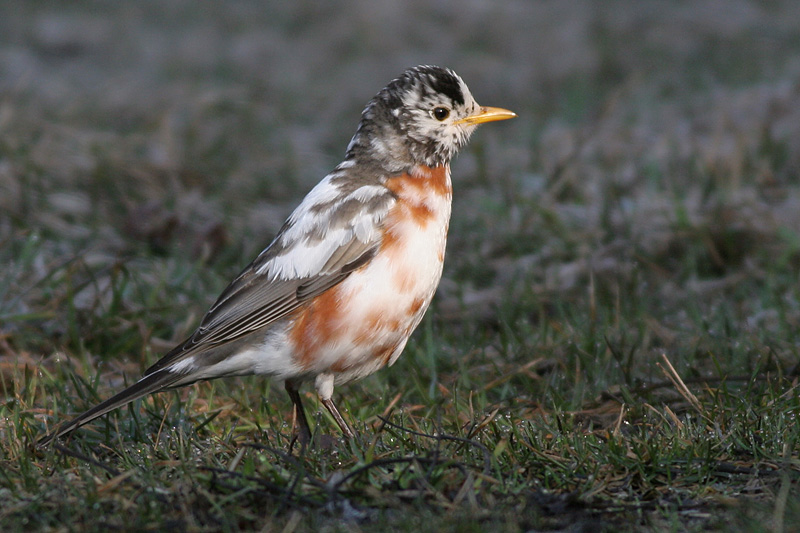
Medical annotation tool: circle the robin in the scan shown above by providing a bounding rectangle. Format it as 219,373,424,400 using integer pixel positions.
38,65,516,446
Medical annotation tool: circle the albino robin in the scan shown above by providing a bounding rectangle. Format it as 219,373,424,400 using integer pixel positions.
38,65,515,446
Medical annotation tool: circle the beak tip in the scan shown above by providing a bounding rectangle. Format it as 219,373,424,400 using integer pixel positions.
455,106,517,126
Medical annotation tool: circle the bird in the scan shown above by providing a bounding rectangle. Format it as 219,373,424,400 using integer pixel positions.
38,65,516,447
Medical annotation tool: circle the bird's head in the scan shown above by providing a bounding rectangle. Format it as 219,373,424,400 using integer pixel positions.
348,65,516,170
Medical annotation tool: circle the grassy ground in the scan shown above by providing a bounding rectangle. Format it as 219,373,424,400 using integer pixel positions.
2,1,800,531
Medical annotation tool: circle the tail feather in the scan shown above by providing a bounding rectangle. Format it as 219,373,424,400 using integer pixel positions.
37,369,184,447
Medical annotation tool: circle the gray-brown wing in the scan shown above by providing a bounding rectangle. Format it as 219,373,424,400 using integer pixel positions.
144,185,395,376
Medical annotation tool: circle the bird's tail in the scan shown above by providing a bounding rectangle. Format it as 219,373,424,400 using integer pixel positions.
37,369,184,447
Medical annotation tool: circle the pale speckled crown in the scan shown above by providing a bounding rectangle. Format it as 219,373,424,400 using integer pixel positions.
345,66,481,170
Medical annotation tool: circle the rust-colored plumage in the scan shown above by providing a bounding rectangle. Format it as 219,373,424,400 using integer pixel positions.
38,65,515,448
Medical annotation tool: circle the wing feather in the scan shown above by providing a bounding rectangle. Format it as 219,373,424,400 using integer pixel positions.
144,179,395,376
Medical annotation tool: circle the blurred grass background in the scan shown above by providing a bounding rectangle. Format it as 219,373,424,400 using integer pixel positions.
2,1,800,531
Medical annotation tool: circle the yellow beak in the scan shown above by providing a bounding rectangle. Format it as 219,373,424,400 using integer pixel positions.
454,106,517,126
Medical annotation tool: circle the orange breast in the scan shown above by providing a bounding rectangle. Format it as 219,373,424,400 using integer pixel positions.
288,284,344,370
384,165,452,227
381,165,451,286
288,164,452,376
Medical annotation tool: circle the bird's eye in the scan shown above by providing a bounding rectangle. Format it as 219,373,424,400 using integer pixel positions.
432,107,450,121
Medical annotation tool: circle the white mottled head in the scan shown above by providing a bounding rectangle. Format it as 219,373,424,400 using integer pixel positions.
345,65,515,170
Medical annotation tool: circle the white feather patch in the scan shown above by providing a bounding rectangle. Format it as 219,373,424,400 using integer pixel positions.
255,174,393,280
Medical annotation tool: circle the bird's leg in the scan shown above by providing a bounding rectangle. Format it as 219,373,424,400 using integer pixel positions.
321,397,356,439
284,380,311,447
315,372,356,439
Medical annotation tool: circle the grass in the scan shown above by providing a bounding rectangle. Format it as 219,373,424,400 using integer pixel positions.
2,1,800,531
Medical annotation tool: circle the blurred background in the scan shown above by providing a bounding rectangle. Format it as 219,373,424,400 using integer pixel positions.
2,0,800,388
